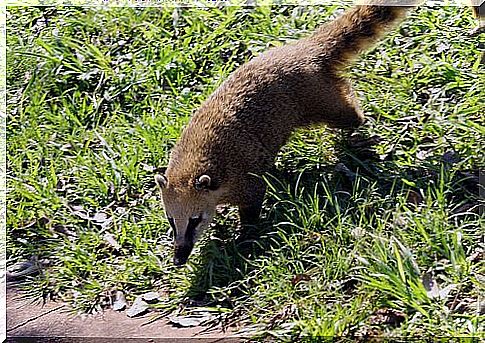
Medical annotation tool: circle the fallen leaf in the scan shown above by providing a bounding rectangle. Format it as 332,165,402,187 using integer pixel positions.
469,25,485,37
169,314,214,327
453,203,478,215
450,296,482,314
422,273,456,300
291,274,311,286
115,206,128,215
126,296,149,318
406,190,423,206
172,7,180,27
466,249,484,263
108,182,116,198
19,216,50,230
103,233,121,250
351,227,366,239
416,150,432,160
18,219,37,230
369,308,406,326
393,214,408,228
6,259,43,281
60,143,73,152
141,163,155,172
141,291,160,303
70,205,90,220
112,291,127,311
92,211,108,223
439,284,457,300
422,272,440,299
479,301,485,315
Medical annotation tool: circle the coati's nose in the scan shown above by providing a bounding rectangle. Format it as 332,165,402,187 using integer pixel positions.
173,244,193,267
173,255,187,267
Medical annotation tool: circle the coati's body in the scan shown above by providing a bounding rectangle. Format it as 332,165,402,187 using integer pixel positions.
156,5,415,265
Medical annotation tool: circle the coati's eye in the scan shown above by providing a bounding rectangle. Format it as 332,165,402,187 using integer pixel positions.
186,215,202,241
194,174,219,191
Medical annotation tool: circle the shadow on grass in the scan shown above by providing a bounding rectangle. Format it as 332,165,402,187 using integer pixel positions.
181,130,482,312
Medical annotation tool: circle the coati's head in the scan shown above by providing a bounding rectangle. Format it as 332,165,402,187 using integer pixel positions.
155,170,223,266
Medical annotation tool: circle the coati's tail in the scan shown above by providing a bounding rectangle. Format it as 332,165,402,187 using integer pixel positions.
311,4,417,68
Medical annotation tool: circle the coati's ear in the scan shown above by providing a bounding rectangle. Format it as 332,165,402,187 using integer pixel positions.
194,174,218,191
154,174,168,189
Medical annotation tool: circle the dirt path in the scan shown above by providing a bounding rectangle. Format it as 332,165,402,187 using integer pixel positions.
6,285,236,342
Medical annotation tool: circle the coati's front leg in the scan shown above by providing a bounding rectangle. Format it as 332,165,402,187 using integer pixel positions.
237,183,265,244
238,176,266,226
320,76,365,130
239,202,263,226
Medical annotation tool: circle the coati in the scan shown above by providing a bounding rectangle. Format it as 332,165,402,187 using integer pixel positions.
154,3,473,266
471,2,484,35
471,2,485,63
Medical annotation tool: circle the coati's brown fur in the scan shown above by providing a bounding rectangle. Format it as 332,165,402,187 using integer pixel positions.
471,2,485,63
155,4,476,266
472,2,484,33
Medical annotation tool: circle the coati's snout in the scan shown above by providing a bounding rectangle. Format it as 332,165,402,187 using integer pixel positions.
155,173,220,266
169,213,207,266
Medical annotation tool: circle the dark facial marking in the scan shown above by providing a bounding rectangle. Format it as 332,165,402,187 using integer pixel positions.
186,216,202,242
171,216,202,266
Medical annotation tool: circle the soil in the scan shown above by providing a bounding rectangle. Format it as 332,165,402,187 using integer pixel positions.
6,284,237,342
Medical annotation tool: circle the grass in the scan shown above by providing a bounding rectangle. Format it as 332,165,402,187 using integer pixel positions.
6,3,485,339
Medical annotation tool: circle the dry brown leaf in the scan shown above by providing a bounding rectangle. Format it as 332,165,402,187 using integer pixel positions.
291,274,311,286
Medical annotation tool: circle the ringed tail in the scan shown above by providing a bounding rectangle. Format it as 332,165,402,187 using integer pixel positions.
311,2,422,68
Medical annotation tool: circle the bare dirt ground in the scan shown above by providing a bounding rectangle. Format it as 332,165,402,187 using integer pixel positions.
6,285,236,342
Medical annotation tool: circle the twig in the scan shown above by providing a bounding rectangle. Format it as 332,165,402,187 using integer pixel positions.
7,304,66,332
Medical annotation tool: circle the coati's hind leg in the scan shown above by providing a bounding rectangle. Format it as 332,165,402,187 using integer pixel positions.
327,104,365,130
322,76,365,130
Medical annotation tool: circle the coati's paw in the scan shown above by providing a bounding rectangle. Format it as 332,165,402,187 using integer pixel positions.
345,133,383,161
239,205,262,227
235,219,261,244
348,134,382,148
